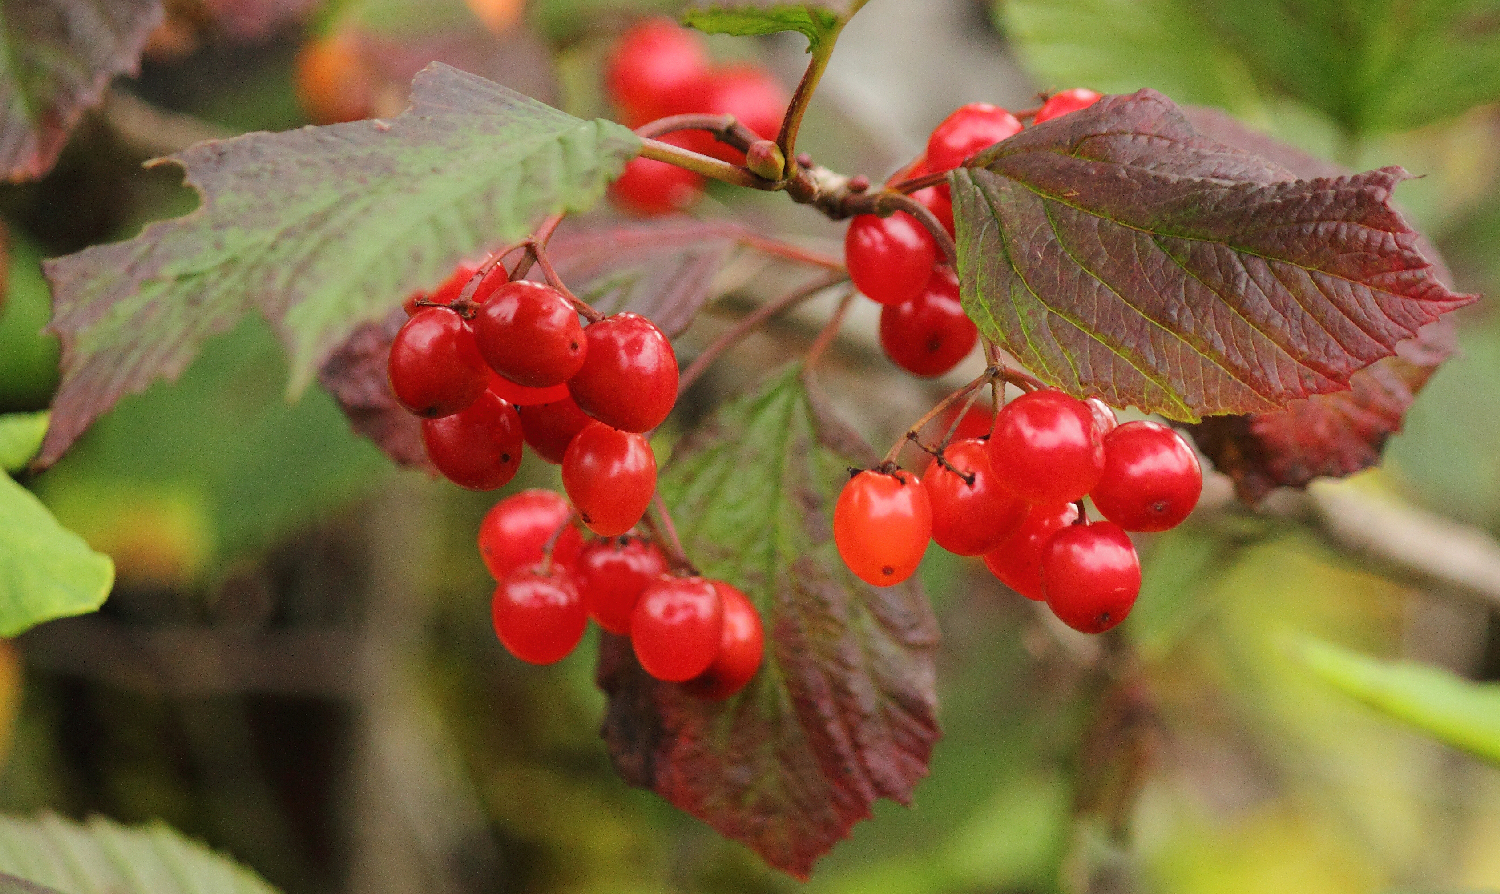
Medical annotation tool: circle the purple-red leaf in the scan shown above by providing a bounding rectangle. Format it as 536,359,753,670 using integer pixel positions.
37,64,639,469
599,367,939,879
953,89,1474,422
0,0,163,182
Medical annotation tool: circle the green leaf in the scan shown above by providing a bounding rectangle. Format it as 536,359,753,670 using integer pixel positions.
0,813,279,894
683,2,853,53
0,413,47,473
1294,637,1500,767
599,366,939,880
0,474,112,637
953,89,1472,421
1000,0,1500,135
0,0,163,181
38,63,641,467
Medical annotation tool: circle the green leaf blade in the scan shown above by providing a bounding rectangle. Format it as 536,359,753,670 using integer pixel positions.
0,475,112,637
954,89,1473,421
599,367,939,879
0,413,48,474
683,2,852,53
39,64,641,467
1295,637,1500,767
0,814,280,894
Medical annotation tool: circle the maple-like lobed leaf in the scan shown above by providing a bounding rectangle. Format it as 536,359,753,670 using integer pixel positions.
37,64,640,468
0,0,163,182
598,367,939,879
1189,318,1457,504
953,89,1474,423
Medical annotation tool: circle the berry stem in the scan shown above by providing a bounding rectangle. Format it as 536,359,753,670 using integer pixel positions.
528,242,603,324
507,213,566,282
646,494,698,576
737,233,845,271
884,368,996,467
638,136,774,190
678,271,850,396
773,2,869,177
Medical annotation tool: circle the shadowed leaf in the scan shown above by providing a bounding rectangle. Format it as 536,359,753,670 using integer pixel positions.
318,312,434,473
0,813,280,894
598,366,939,879
0,0,162,182
953,89,1473,422
38,64,640,468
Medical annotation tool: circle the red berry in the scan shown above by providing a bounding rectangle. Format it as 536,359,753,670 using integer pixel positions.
470,279,586,388
388,307,488,418
911,183,955,237
568,313,678,433
833,468,931,586
403,263,478,315
604,18,711,125
923,438,1028,556
491,566,586,664
561,422,657,536
485,369,570,407
1090,421,1202,532
685,581,764,700
942,404,995,441
477,489,583,581
1034,88,1102,124
879,267,979,377
516,394,593,464
610,136,705,216
631,575,724,682
844,212,939,307
988,390,1106,504
685,64,787,162
421,391,523,490
926,103,1022,173
1041,521,1140,634
574,535,668,635
982,501,1079,600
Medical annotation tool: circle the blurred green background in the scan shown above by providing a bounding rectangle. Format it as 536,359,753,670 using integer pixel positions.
0,0,1498,892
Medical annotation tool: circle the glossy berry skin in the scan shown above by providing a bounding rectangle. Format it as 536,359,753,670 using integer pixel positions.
926,103,1022,173
631,575,724,682
470,280,586,388
516,394,594,464
879,267,979,377
911,183,955,237
388,307,488,418
604,18,710,125
574,535,668,635
1034,88,1102,124
562,422,657,536
988,390,1106,504
1086,397,1118,438
485,370,569,407
983,501,1079,601
491,567,587,664
686,581,764,700
686,64,787,162
568,313,679,433
844,212,939,307
421,392,523,490
1042,521,1141,634
477,489,583,581
834,469,931,587
1090,421,1203,532
924,439,1028,556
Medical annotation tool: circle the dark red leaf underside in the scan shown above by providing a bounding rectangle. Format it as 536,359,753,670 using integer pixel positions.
953,89,1474,422
199,0,320,41
599,368,939,879
0,0,163,182
1176,106,1468,501
317,312,434,473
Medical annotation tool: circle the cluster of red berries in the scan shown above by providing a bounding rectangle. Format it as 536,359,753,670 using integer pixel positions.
848,89,1102,380
603,18,790,215
480,489,765,698
834,388,1201,634
387,262,678,537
